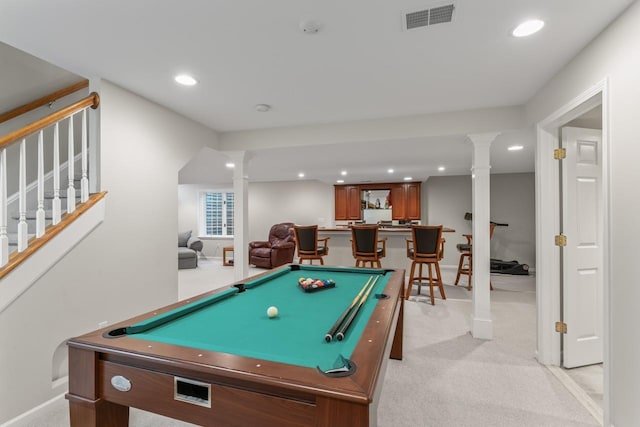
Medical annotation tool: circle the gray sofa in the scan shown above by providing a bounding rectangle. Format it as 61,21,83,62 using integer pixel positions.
178,230,203,269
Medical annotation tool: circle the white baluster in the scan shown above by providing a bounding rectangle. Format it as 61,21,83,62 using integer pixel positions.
36,130,45,237
18,139,28,252
81,109,89,203
52,122,61,224
67,114,76,213
0,148,8,266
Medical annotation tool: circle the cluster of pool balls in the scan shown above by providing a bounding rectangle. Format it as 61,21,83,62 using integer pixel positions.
267,278,337,319
298,277,335,290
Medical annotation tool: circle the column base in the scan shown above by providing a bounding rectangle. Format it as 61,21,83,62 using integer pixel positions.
470,315,493,340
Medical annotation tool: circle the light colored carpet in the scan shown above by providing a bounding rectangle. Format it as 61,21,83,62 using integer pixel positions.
9,260,600,427
379,272,599,427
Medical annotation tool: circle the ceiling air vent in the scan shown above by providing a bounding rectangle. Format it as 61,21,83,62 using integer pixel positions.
405,4,455,30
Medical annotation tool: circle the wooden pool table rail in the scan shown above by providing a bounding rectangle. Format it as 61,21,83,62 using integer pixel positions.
66,265,405,427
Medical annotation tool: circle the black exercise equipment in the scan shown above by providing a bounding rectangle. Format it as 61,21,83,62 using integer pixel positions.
462,213,529,276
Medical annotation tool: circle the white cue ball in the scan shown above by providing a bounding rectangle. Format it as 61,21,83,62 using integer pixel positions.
267,306,279,318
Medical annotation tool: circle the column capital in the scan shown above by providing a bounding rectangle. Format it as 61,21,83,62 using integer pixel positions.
225,150,252,180
224,150,253,165
466,132,500,147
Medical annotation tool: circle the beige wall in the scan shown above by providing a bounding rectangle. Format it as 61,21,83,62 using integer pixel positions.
178,180,334,257
525,2,640,424
179,174,535,270
425,173,535,269
247,180,334,240
0,81,218,423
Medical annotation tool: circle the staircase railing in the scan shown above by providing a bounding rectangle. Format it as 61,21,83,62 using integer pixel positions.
0,92,100,268
0,80,88,124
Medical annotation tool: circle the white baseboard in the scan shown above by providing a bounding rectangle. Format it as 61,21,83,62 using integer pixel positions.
0,393,66,427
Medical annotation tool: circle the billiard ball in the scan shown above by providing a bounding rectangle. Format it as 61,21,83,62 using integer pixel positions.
267,306,279,318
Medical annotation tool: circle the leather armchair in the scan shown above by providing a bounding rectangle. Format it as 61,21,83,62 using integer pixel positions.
249,222,296,268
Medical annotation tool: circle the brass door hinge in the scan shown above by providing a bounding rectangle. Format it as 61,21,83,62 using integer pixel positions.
555,234,567,246
555,321,567,334
554,148,566,159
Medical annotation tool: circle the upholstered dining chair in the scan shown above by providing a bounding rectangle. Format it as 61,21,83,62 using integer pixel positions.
454,223,496,290
405,225,446,305
293,225,330,265
351,225,387,268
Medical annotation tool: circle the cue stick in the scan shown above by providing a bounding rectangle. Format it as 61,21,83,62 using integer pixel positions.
324,276,374,343
336,275,380,341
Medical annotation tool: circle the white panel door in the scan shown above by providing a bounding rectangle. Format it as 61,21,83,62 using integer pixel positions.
562,127,603,368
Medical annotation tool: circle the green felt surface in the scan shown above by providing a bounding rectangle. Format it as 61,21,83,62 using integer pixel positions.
129,265,390,371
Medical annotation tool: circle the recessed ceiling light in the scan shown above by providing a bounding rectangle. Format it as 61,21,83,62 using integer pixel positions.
336,179,344,184
508,145,524,151
387,169,394,174
255,104,271,112
174,74,197,86
403,177,412,181
512,19,545,37
225,162,235,168
438,166,446,172
341,171,347,176
298,172,305,178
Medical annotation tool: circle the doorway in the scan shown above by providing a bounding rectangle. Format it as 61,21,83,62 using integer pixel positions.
535,80,610,425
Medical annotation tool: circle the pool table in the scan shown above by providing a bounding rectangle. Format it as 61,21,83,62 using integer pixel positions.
66,264,405,427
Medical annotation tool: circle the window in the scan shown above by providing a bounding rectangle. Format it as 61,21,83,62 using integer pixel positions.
200,191,234,237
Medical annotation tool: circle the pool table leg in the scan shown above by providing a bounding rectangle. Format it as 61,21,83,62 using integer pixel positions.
316,397,371,427
66,346,130,427
68,397,129,427
390,281,404,360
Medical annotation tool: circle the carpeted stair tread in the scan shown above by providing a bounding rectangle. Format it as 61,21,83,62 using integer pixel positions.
7,232,37,246
44,190,82,199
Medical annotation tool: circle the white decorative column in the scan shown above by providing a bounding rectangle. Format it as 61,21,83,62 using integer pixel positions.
467,132,499,340
227,151,251,281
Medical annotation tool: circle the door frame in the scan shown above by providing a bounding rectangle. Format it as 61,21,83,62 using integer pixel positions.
535,78,611,423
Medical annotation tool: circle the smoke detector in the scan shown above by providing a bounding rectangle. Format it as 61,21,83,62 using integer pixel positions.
299,19,322,34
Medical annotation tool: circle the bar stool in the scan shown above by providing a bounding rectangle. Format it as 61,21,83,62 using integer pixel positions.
454,223,495,290
293,225,329,265
405,225,446,305
351,225,386,268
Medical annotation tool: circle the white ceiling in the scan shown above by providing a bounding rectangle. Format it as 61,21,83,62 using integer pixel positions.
180,129,536,185
0,0,631,184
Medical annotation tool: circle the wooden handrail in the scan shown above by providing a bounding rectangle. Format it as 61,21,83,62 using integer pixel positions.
0,79,89,125
0,191,107,280
0,92,100,150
